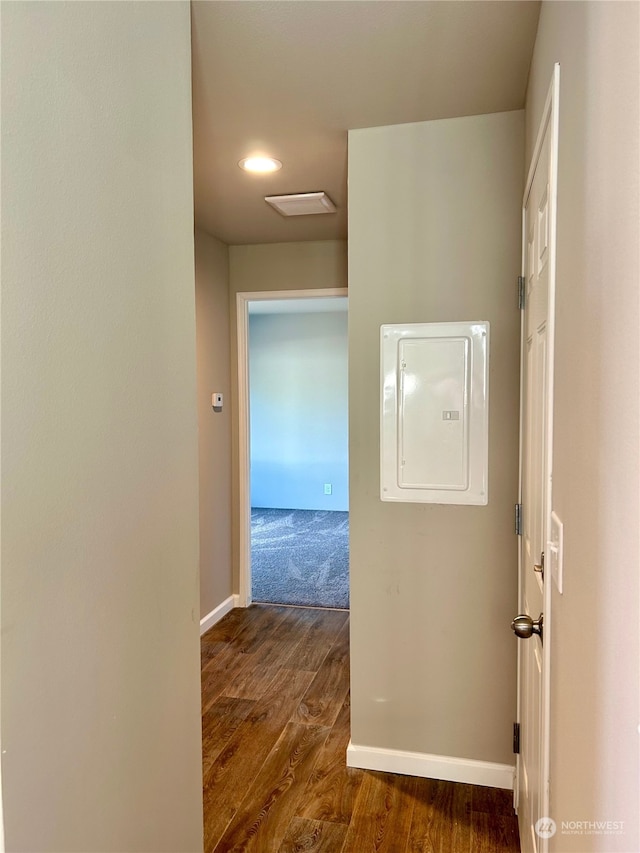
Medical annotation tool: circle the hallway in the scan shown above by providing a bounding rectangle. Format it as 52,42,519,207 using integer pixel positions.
201,605,520,852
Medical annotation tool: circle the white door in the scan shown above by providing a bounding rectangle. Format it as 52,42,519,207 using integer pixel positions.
514,65,559,853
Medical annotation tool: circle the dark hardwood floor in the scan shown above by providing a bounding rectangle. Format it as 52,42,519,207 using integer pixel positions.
201,604,520,853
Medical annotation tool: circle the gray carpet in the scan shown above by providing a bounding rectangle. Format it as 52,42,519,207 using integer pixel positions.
251,508,349,609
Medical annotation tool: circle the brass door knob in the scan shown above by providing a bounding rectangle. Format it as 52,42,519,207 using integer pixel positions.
511,613,543,642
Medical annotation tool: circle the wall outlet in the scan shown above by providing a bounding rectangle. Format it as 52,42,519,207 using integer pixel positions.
324,483,332,495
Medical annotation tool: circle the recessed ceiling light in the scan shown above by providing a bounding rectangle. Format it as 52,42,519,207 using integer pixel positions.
238,156,282,174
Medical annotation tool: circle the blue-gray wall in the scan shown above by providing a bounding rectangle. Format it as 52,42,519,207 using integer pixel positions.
249,311,348,511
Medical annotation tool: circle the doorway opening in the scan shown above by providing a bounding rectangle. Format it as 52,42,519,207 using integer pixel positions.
237,289,349,610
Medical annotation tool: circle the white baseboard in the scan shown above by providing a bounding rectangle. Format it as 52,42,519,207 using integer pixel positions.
200,595,239,636
346,741,515,790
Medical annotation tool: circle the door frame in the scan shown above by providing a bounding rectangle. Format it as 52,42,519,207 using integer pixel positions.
236,287,349,607
515,62,560,847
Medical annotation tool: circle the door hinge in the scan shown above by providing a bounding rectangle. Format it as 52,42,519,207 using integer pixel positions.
518,276,526,309
513,722,521,754
515,503,523,536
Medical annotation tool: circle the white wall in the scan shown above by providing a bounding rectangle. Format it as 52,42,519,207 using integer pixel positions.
195,229,233,620
249,311,348,511
348,111,523,773
526,3,639,850
1,4,203,850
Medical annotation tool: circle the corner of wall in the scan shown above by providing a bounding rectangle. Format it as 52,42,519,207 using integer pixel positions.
195,229,234,619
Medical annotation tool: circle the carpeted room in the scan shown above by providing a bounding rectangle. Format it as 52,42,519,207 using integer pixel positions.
248,303,349,609
251,507,349,609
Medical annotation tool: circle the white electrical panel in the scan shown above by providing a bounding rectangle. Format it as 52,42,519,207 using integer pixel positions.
380,322,490,505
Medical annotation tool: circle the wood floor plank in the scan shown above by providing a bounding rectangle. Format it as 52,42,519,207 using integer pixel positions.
201,606,293,711
213,722,330,852
221,654,283,700
203,667,316,852
297,694,363,825
471,785,516,817
201,606,520,853
470,812,520,853
202,603,269,645
407,778,473,853
288,609,349,672
278,817,348,853
201,697,255,777
227,605,294,653
201,645,258,713
257,607,325,668
221,608,323,700
208,604,290,659
201,637,228,666
340,770,418,853
292,620,350,727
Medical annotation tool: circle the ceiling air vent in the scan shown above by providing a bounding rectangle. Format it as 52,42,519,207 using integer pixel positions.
264,192,336,217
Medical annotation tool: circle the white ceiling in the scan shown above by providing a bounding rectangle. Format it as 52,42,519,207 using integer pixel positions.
191,1,540,246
